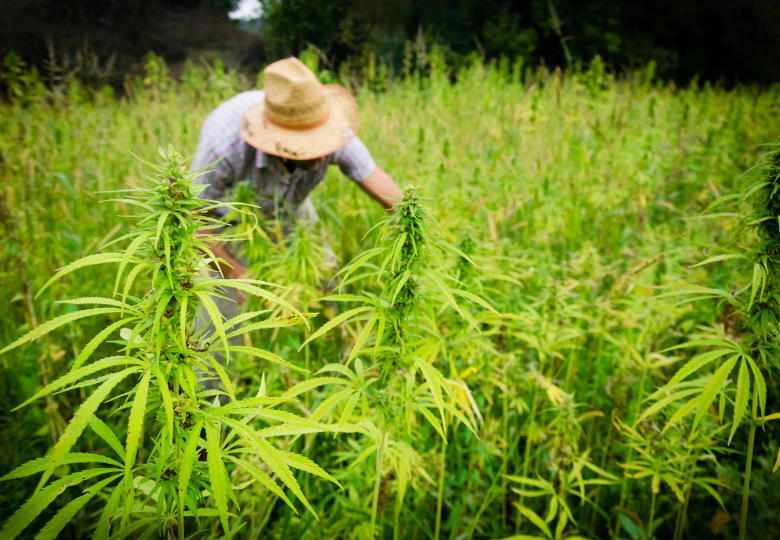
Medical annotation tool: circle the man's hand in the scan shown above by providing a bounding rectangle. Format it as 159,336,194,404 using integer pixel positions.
357,166,402,211
207,242,247,305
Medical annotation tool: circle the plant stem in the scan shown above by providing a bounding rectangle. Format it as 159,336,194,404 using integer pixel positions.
370,368,398,535
673,479,692,540
501,383,509,532
435,437,447,540
590,413,614,530
178,503,184,540
370,417,389,534
613,363,648,538
738,383,759,540
515,385,539,533
648,489,657,540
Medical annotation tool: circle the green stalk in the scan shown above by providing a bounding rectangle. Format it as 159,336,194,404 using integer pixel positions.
370,418,389,534
435,436,447,540
501,385,509,532
515,385,540,533
590,415,614,530
738,383,759,540
613,363,648,538
370,368,398,535
647,489,657,540
178,504,184,540
673,479,692,540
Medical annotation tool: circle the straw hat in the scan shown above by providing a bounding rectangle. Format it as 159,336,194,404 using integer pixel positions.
240,57,359,160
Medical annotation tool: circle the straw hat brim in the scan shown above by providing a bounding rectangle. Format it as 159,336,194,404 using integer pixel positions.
240,85,359,161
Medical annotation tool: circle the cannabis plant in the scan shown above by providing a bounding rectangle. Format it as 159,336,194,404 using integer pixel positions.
645,143,780,539
0,144,336,539
294,186,495,536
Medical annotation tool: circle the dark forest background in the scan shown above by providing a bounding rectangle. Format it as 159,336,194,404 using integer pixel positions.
2,0,780,87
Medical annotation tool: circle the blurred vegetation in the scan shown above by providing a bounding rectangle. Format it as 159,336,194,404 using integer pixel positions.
259,0,780,84
2,0,780,91
2,43,780,539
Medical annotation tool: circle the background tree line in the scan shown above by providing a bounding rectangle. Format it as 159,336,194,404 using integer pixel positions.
2,0,780,93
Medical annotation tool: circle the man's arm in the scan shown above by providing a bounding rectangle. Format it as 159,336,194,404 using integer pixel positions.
208,242,245,279
357,166,402,210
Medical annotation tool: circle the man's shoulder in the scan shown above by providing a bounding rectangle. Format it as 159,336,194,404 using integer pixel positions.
202,90,266,132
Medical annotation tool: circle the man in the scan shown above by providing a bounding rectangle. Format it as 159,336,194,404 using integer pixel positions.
191,56,402,284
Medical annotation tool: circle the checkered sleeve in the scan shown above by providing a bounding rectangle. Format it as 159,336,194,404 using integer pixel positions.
334,136,377,183
191,130,238,219
191,91,266,212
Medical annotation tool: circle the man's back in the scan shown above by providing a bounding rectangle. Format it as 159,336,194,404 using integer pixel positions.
192,90,376,218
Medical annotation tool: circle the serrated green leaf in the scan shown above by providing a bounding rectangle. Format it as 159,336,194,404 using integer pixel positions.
729,359,751,443
748,262,764,311
309,388,353,423
114,231,153,294
338,391,361,427
178,419,204,515
224,312,317,340
1,308,126,356
153,361,174,443
196,292,229,363
154,211,171,250
687,253,747,268
214,280,306,327
1,468,116,540
281,377,347,399
211,396,294,415
424,269,477,329
218,417,316,518
395,451,409,519
0,453,121,482
691,356,738,434
298,307,373,350
34,474,121,540
72,319,131,372
124,370,151,475
513,503,553,539
416,403,446,439
651,348,733,398
450,288,499,314
278,451,341,487
235,408,331,433
745,354,767,421
36,253,129,299
38,367,139,488
317,363,359,384
226,455,295,511
391,269,412,306
88,416,126,461
639,388,703,424
663,398,700,434
180,293,189,347
412,355,446,427
93,477,123,540
206,421,231,539
211,345,306,373
121,263,150,313
693,478,726,509
207,353,236,402
163,229,173,288
37,367,140,490
347,313,377,364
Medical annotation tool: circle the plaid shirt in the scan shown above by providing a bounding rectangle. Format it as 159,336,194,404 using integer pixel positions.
191,90,377,217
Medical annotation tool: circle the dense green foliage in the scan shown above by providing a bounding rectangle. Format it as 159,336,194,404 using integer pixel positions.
4,0,780,88
259,0,780,84
2,50,780,539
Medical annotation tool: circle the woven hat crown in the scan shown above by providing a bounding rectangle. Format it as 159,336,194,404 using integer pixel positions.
263,57,329,128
